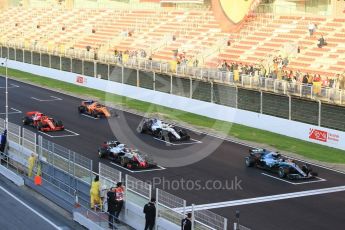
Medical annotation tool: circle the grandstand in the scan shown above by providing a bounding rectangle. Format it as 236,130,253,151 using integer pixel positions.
0,1,344,90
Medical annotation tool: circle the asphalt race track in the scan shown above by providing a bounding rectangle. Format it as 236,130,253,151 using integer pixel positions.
1,76,345,230
0,174,84,230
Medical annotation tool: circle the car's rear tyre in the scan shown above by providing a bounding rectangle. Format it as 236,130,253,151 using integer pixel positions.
278,167,288,178
245,157,254,167
37,122,43,131
120,158,128,167
78,106,85,113
22,116,31,125
158,131,164,140
91,111,98,118
56,120,63,127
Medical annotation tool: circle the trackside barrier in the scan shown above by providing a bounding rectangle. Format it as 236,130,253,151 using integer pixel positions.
0,118,230,229
0,118,4,130
98,162,122,189
194,209,227,230
22,128,36,153
40,137,93,184
126,174,151,199
7,122,21,144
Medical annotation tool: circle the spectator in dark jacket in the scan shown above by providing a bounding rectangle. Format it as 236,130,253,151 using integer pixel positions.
181,213,192,230
143,198,156,230
107,188,117,229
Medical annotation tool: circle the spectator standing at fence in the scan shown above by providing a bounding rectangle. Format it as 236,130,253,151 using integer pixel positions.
107,187,117,229
143,197,156,230
90,175,102,210
114,182,124,223
27,153,36,177
181,213,192,230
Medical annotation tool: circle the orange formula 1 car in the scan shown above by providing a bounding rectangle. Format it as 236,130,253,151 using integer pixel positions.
78,100,113,118
23,111,64,132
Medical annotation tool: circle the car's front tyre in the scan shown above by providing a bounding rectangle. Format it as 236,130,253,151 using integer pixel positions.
278,167,289,178
245,157,254,167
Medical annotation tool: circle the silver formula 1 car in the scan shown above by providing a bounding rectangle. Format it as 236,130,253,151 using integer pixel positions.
245,148,318,179
98,140,156,169
137,118,190,142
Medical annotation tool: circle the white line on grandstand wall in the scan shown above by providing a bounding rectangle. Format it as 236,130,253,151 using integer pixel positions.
0,186,63,230
0,107,22,115
0,83,20,88
109,162,165,173
30,96,63,102
261,173,326,185
177,185,345,212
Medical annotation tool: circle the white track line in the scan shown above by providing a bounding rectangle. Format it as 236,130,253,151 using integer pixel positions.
0,107,22,115
0,186,63,230
109,161,165,173
0,83,20,89
153,137,202,146
38,129,79,138
80,113,99,120
261,173,326,185
30,96,62,102
177,185,345,212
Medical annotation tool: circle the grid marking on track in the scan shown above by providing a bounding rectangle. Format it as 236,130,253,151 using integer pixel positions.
109,161,166,173
30,96,62,102
38,129,79,138
261,173,326,185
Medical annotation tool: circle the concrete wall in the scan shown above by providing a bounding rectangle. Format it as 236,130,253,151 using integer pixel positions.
3,59,345,151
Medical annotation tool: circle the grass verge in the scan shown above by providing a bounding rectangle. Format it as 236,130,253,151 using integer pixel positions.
1,67,345,164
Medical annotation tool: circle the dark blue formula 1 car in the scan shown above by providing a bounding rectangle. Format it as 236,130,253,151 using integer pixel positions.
245,148,318,179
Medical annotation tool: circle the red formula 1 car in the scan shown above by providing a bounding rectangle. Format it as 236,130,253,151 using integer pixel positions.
22,111,64,132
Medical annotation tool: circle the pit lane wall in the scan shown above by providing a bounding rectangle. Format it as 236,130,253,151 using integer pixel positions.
4,59,345,151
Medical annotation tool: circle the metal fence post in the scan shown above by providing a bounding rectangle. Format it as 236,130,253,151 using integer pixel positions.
318,100,321,126
190,77,192,99
38,135,42,158
235,86,238,109
59,55,62,70
73,152,75,177
224,218,228,230
210,81,214,103
148,184,152,202
155,188,159,230
288,95,292,120
170,74,173,94
191,204,195,230
94,61,97,78
137,69,139,87
260,91,263,114
125,174,128,214
153,72,156,91
121,66,124,84
90,160,93,185
107,63,110,81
